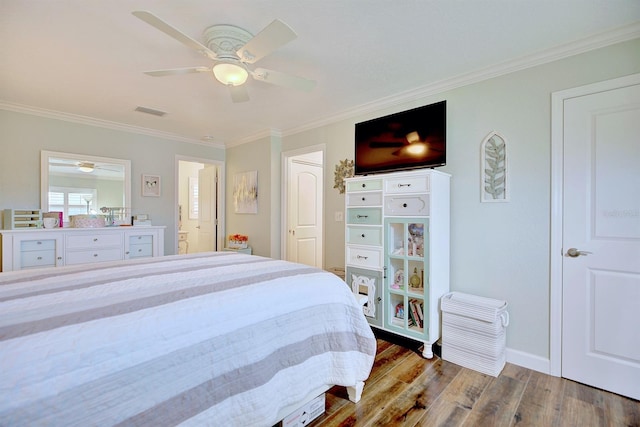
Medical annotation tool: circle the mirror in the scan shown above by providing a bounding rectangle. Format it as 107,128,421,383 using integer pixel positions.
41,150,131,225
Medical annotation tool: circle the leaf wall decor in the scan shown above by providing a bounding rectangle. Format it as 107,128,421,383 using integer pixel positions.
481,131,509,202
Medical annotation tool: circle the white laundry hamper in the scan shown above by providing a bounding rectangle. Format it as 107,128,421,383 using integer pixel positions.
440,292,509,376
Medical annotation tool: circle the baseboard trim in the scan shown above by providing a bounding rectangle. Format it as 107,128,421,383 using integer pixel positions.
506,347,551,375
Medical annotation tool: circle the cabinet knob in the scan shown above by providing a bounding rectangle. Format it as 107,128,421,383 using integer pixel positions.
93,253,98,257
93,238,98,242
361,183,366,188
402,203,408,208
361,197,366,201
361,234,365,238
37,256,42,260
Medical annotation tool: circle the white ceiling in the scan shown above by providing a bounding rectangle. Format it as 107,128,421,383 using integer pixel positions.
2,1,639,147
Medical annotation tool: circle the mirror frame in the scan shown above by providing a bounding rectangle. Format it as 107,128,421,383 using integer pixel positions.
41,150,132,217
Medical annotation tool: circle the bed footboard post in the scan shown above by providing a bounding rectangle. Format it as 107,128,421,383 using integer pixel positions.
347,381,364,403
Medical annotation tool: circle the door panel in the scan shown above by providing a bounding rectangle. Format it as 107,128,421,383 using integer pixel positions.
287,159,323,267
562,82,640,400
198,166,216,252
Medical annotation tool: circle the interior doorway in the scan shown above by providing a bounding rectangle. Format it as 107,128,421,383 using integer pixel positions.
176,157,225,255
550,73,640,400
281,146,324,268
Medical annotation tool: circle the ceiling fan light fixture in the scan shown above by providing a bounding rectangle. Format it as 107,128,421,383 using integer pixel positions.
78,163,94,173
213,63,248,86
405,142,428,156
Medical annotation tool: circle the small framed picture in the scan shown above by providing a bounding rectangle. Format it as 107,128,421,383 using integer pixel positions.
142,174,161,197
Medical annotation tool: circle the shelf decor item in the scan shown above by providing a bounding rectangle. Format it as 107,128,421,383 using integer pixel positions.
228,234,249,249
333,159,354,194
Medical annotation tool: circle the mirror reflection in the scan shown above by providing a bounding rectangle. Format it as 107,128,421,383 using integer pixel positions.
41,151,131,225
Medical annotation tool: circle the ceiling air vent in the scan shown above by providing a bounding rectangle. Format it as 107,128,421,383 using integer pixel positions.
134,106,167,117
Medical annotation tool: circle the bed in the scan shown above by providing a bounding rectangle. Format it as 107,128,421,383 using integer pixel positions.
0,252,376,426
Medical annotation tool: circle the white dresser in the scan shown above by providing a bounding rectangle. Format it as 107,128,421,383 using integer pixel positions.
0,226,165,272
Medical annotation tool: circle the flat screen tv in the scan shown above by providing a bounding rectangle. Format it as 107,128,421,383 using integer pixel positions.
354,100,446,175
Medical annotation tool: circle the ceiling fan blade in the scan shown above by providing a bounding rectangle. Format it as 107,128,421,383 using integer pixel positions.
132,11,218,60
236,19,297,64
252,68,316,92
228,84,250,103
143,67,211,77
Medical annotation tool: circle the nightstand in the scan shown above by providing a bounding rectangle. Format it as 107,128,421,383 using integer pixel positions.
223,246,252,255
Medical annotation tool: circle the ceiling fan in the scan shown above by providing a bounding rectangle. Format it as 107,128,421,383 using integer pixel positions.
132,11,316,102
49,161,121,173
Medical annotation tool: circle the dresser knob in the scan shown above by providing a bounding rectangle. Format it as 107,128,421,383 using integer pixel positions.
361,197,366,201
361,234,365,238
361,183,366,188
93,253,98,257
93,238,98,242
402,203,408,208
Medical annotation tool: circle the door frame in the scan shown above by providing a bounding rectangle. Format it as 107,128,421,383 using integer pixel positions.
280,144,326,262
175,155,226,254
549,73,640,376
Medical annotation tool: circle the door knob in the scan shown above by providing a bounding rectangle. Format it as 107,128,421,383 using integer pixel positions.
566,248,592,257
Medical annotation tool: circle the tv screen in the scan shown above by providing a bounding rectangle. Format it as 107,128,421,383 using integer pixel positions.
354,100,446,175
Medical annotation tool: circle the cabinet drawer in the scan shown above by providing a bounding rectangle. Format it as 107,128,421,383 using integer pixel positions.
346,179,383,192
385,174,430,194
66,234,122,249
128,243,153,258
347,208,382,225
129,235,153,244
346,246,382,268
346,191,382,206
65,248,122,265
21,239,56,251
21,250,56,268
384,195,430,216
347,226,382,246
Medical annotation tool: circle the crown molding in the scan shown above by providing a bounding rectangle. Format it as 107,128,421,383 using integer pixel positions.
226,128,283,148
281,22,640,139
0,101,226,150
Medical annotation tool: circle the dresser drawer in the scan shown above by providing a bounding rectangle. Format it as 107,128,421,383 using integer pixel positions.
129,234,153,244
347,191,383,207
347,226,383,246
20,239,56,251
21,250,56,268
346,179,383,192
65,248,122,265
385,174,430,194
346,246,382,268
128,243,153,258
384,195,430,216
66,234,122,249
347,208,382,225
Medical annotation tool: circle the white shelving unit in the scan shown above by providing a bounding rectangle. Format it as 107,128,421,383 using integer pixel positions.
345,169,450,358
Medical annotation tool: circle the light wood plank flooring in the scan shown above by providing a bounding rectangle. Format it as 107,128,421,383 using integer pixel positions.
314,332,640,427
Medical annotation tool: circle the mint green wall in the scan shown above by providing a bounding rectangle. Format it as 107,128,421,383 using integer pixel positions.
232,38,640,361
0,111,225,254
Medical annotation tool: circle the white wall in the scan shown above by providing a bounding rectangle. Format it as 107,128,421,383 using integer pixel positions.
0,111,224,254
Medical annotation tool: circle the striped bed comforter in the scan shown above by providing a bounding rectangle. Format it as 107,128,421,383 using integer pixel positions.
0,252,376,426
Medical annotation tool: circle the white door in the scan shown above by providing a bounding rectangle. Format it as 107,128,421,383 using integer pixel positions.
562,81,640,400
197,165,217,252
287,159,323,267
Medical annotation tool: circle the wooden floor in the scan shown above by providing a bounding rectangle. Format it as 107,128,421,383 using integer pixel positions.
314,332,640,427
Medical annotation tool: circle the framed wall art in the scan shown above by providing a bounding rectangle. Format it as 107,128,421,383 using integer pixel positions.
481,131,509,203
233,170,258,214
142,174,161,197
